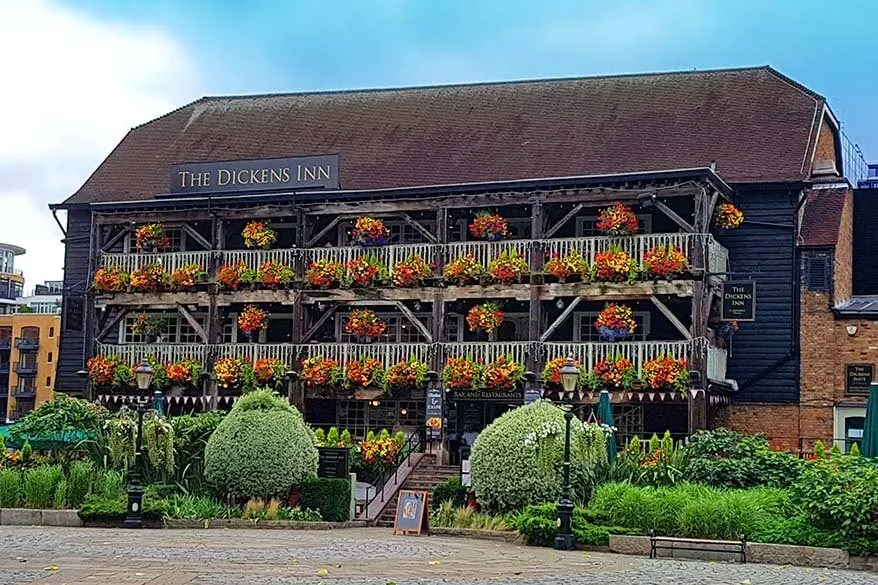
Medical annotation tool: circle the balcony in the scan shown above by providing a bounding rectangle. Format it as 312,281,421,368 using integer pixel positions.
14,338,39,351
99,250,213,275
14,361,38,375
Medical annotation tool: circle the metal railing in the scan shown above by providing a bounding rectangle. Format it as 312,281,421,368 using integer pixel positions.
14,337,39,350
13,361,37,375
356,427,427,519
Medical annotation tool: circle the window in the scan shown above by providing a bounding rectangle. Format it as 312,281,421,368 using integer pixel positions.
335,312,432,343
47,352,53,363
121,313,206,344
337,219,437,245
126,227,185,252
575,215,652,237
20,326,39,342
46,376,51,387
48,327,54,338
17,377,35,393
445,314,464,342
803,253,831,292
574,312,652,342
451,218,530,241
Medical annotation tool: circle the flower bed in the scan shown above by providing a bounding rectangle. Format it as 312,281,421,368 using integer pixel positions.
443,253,486,285
343,255,390,288
130,263,171,292
171,264,208,290
391,254,432,287
301,356,343,389
93,266,130,293
344,357,384,389
642,356,689,393
384,357,429,392
305,259,344,289
643,244,688,279
593,247,640,284
488,249,529,284
481,356,525,391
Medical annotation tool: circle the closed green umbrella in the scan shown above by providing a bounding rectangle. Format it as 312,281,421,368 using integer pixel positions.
861,382,878,457
596,390,617,461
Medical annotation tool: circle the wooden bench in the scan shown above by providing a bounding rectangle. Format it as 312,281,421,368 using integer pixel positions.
650,534,747,563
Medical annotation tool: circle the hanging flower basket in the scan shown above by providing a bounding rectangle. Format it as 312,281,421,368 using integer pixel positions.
302,356,343,388
595,304,637,341
344,309,388,339
593,246,640,284
443,253,486,285
130,312,166,342
482,356,525,391
392,254,433,287
305,259,344,289
541,356,586,390
717,320,739,341
466,302,503,335
237,304,267,340
384,357,429,392
130,263,171,292
588,355,638,391
469,211,508,241
442,357,482,390
644,244,689,279
714,203,744,230
351,217,390,247
344,356,384,389
343,255,390,288
544,250,589,283
488,249,529,284
643,355,689,394
135,223,170,252
93,266,130,293
242,221,277,249
597,202,639,236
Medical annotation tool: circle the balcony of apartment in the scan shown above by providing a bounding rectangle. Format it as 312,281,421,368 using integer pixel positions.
13,361,38,375
14,337,39,351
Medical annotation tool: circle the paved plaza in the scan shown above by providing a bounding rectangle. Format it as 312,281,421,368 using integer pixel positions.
0,526,876,585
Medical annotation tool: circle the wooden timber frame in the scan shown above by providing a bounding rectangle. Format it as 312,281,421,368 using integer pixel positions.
85,169,732,431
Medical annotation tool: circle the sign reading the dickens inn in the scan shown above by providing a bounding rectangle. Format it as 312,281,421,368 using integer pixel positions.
170,154,340,195
721,280,756,322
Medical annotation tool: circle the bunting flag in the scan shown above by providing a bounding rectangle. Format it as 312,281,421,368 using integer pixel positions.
648,392,655,401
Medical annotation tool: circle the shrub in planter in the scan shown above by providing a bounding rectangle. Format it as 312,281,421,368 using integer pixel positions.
78,493,169,523
432,477,468,508
299,477,350,522
470,401,606,513
67,460,94,508
514,503,634,547
205,390,318,501
0,469,22,507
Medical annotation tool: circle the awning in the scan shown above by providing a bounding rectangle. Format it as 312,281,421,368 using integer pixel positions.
0,426,96,450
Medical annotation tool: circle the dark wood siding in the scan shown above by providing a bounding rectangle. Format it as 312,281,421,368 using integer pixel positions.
56,206,91,394
717,186,801,403
853,188,878,295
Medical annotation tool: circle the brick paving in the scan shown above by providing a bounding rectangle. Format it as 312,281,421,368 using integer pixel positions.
0,526,876,584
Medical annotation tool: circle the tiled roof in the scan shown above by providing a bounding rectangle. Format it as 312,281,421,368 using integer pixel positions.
62,66,826,205
800,187,849,247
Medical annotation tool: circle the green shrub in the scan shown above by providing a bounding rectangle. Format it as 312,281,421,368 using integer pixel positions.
171,411,225,493
0,469,22,507
94,469,125,498
277,506,322,522
792,456,878,540
204,390,318,501
431,501,512,531
299,477,349,522
164,495,239,520
53,478,68,509
513,503,634,547
683,429,803,488
24,465,64,508
67,460,94,508
77,493,169,523
470,401,606,513
433,477,467,508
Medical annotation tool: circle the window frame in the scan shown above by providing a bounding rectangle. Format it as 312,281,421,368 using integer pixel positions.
573,311,652,342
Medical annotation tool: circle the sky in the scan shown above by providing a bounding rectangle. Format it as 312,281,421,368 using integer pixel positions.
1,0,876,289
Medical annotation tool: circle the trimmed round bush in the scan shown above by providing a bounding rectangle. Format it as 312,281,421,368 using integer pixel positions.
204,390,318,501
470,400,606,513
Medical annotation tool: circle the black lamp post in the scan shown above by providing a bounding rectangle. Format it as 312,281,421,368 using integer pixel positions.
554,358,579,551
124,360,154,529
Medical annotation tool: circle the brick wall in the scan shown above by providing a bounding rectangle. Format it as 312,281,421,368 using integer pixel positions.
833,192,853,302
813,119,839,170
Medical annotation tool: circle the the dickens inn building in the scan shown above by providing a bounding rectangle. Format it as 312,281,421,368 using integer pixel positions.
50,66,860,452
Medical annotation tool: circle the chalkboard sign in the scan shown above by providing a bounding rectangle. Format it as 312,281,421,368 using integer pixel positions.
317,447,350,479
721,281,756,322
846,364,874,395
393,490,430,536
426,387,443,440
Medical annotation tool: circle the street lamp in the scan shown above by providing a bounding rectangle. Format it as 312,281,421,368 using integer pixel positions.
124,360,154,529
555,357,578,551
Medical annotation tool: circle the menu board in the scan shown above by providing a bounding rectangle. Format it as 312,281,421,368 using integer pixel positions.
426,387,443,440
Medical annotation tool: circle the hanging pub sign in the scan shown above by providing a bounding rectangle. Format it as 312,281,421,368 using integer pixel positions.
721,280,756,322
170,154,340,195
317,447,350,479
425,386,443,440
845,364,874,395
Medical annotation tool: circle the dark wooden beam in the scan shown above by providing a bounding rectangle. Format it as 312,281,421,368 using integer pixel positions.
540,296,582,342
652,199,695,233
101,226,131,252
176,304,208,343
650,296,692,340
393,301,433,343
96,308,128,342
543,204,583,239
703,189,720,233
306,216,343,247
180,223,212,250
303,303,338,342
401,213,438,243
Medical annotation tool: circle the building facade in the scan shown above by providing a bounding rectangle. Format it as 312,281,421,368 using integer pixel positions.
50,67,849,448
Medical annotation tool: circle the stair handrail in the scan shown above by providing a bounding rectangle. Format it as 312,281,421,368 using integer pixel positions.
358,427,427,519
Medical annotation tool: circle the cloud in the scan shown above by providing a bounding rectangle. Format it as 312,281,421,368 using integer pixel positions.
0,0,198,290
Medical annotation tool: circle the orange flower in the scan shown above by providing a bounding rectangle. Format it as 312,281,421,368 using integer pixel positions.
130,263,171,292
644,245,688,278
385,357,429,390
466,303,503,334
305,259,344,289
344,357,383,388
135,223,170,251
171,264,207,289
596,202,639,235
344,309,387,338
351,217,390,245
469,211,508,240
443,254,486,285
392,255,432,287
595,304,636,339
218,262,247,290
242,221,277,249
593,247,640,284
302,356,342,387
545,250,588,282
482,356,525,391
542,356,585,388
488,249,529,284
442,357,481,389
643,356,689,393
93,266,130,293
714,203,744,229
237,304,267,333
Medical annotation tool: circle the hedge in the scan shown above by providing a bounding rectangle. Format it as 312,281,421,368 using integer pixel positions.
299,477,350,522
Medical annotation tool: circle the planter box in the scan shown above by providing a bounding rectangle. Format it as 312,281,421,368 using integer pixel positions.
163,518,368,530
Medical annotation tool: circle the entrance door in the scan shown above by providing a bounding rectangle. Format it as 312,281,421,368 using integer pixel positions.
834,406,866,453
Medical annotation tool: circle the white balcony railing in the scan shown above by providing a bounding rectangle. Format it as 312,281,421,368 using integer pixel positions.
221,249,298,271
445,240,532,269
543,339,700,372
304,243,436,270
213,343,300,364
100,251,212,274
95,342,208,364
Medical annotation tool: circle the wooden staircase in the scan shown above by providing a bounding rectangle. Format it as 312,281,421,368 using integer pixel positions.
376,454,460,528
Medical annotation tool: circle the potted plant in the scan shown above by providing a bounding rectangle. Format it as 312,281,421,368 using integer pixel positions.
237,304,267,342
93,266,130,293
217,261,247,290
242,220,277,249
443,253,486,285
253,357,287,390
391,254,433,287
351,217,390,246
343,309,388,341
214,357,248,392
597,202,639,236
442,356,482,390
482,356,525,391
170,263,208,290
541,356,586,390
87,355,123,389
130,312,166,343
593,246,640,284
130,262,171,292
714,203,744,230
588,355,639,391
469,211,508,241
301,356,343,390
344,356,384,389
544,250,588,283
383,357,429,393
595,303,637,341
135,223,170,252
643,244,689,280
466,302,503,335
259,260,294,289
305,258,345,289
343,255,390,288
488,249,529,284
642,355,689,394
165,359,204,392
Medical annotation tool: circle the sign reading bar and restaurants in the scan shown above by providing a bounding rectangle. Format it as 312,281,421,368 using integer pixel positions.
317,447,350,479
170,154,340,195
450,389,525,402
721,280,756,322
845,364,874,395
